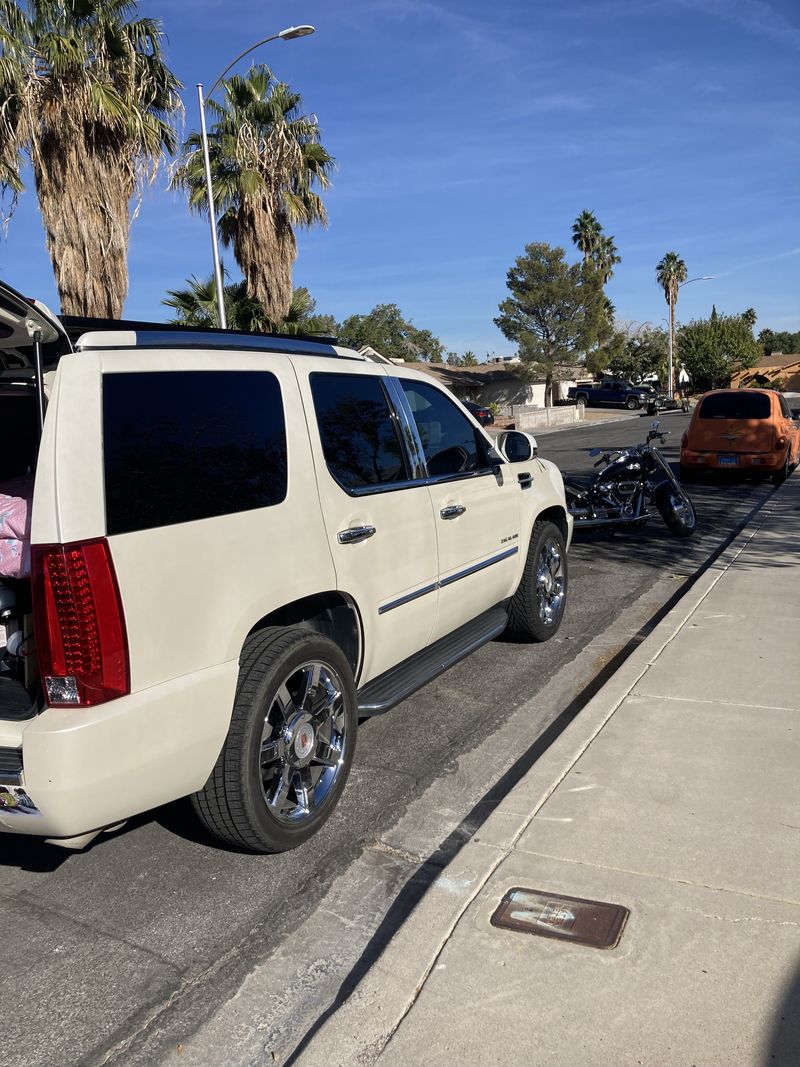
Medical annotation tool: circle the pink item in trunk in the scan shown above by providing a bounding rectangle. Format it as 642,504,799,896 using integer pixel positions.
0,475,33,578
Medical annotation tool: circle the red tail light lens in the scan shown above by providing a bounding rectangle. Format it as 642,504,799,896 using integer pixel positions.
775,435,787,450
31,539,130,707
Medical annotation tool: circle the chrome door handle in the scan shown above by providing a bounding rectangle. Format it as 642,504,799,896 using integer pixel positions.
337,524,376,544
440,505,466,519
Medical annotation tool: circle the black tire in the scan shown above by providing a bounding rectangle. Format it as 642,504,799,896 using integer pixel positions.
655,483,696,537
507,519,568,641
679,464,697,483
192,627,357,853
771,451,790,486
625,396,639,410
575,393,588,406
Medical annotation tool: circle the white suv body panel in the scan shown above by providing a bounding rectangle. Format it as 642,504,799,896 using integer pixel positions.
1,334,572,842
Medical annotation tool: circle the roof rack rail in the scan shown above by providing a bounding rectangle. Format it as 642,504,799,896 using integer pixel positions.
59,315,338,347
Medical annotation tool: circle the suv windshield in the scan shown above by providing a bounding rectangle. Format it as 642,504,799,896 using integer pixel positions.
699,392,771,420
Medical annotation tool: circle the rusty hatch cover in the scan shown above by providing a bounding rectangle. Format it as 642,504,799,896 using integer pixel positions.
490,887,629,949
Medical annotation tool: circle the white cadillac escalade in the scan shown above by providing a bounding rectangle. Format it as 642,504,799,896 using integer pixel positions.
0,280,571,852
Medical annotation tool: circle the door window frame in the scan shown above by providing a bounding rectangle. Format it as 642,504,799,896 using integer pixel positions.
395,377,501,486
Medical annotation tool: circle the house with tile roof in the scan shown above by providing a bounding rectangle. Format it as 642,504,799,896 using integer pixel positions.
731,353,800,392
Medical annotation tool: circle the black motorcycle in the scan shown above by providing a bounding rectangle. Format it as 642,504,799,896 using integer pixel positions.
564,424,696,537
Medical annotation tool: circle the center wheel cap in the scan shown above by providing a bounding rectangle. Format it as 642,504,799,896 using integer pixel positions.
284,713,316,767
295,726,315,761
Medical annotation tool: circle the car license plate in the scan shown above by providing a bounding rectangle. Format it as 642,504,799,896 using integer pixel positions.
718,454,739,466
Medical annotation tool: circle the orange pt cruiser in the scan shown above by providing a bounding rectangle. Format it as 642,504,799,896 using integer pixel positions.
681,388,800,484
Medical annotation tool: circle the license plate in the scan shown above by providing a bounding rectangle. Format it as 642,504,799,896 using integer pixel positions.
718,454,739,466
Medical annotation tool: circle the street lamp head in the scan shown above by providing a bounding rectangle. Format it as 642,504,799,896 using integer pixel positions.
278,25,315,39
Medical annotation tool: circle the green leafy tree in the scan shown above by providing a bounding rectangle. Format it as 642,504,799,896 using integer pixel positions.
494,242,604,407
163,275,335,335
173,65,334,325
758,327,800,355
338,303,444,362
602,325,669,383
0,0,182,316
678,312,760,391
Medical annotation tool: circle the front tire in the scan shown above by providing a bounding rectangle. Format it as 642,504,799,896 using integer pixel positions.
625,396,639,411
655,483,696,537
193,627,357,853
507,520,568,641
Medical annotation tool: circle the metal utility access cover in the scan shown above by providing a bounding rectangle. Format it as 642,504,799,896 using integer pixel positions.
490,887,629,949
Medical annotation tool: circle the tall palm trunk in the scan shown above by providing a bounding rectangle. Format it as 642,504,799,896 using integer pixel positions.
233,196,296,324
34,132,133,317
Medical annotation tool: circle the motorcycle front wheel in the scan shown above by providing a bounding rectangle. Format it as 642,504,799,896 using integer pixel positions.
654,483,696,537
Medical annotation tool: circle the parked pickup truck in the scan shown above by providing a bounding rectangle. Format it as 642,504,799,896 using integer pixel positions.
567,379,651,411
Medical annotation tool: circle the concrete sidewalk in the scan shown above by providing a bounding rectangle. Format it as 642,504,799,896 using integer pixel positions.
298,472,800,1067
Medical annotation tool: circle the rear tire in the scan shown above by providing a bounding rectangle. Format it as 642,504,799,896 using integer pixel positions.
772,452,790,486
192,627,357,853
575,393,588,406
507,520,568,641
625,396,639,410
655,483,696,537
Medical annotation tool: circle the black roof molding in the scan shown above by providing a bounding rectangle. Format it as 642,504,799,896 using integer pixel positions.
59,314,338,348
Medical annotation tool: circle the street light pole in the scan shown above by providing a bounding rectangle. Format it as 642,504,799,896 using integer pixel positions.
196,25,315,329
197,83,227,329
667,275,714,396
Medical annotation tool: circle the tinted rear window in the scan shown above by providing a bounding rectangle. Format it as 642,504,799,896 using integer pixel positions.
103,371,287,534
699,392,771,420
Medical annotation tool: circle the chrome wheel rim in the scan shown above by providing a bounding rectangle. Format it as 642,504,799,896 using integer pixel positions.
669,489,695,528
535,537,565,626
259,661,348,824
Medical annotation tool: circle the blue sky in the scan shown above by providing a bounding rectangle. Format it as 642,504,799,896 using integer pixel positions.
2,0,799,357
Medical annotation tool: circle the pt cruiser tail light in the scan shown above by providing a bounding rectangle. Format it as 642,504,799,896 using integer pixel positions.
31,539,130,707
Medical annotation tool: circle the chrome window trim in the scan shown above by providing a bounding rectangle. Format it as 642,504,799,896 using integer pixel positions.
384,376,427,480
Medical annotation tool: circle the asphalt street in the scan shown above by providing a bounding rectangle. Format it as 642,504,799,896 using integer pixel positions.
1,411,776,1067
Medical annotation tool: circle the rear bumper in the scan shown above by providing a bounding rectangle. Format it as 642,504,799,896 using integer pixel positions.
0,661,238,839
680,448,786,473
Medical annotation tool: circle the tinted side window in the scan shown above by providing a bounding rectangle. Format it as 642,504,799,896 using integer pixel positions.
400,380,489,477
311,373,409,490
103,371,287,535
779,395,791,418
698,392,770,420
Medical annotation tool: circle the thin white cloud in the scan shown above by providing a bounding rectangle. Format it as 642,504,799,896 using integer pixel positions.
714,247,800,277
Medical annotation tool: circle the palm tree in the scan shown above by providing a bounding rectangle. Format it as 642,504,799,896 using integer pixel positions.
656,252,688,395
173,65,334,325
163,275,334,336
0,0,181,317
163,274,269,332
571,210,602,265
595,234,621,284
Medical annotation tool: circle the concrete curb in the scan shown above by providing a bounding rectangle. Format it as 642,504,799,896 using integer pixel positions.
293,484,781,1066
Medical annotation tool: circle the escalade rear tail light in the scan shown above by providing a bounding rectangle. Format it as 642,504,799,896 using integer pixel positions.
31,539,130,707
775,434,787,450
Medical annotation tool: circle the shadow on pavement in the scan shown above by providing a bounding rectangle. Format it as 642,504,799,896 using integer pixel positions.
767,954,800,1065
